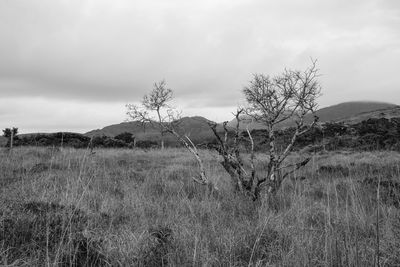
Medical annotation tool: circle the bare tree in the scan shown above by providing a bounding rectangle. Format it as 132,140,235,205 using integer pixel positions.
127,80,172,149
126,80,216,191
209,61,321,200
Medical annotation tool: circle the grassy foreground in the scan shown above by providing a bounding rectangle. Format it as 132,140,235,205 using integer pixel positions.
1,147,400,266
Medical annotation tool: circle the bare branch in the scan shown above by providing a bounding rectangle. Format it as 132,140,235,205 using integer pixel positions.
242,60,321,199
281,157,311,180
278,157,311,171
143,80,173,111
246,124,256,186
126,80,216,192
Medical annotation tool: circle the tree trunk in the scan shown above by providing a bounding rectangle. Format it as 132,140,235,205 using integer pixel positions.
268,168,282,194
10,130,13,149
220,161,243,192
267,125,278,191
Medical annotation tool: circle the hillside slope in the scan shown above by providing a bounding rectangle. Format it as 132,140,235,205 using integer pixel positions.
84,101,399,143
228,101,398,130
340,106,400,124
314,101,397,122
85,116,216,144
85,121,158,138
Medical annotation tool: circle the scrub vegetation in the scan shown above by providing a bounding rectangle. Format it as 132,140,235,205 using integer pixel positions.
1,147,400,266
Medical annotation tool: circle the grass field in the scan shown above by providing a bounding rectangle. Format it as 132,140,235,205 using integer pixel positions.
1,147,400,266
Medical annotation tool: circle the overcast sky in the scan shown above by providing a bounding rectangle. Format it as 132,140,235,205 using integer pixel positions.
1,0,399,133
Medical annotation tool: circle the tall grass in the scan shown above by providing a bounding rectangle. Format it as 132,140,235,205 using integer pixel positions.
1,147,400,266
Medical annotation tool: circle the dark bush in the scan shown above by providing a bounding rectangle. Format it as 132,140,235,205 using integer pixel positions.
10,116,400,151
114,132,135,144
14,132,90,148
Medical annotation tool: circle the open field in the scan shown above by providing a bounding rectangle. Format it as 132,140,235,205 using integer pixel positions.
1,147,400,266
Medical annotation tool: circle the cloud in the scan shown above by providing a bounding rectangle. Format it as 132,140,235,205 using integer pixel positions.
0,97,126,133
0,0,399,131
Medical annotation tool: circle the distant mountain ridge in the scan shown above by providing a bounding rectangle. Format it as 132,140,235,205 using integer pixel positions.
85,101,399,138
339,105,400,124
314,101,398,122
227,101,399,130
27,101,395,141
85,116,216,144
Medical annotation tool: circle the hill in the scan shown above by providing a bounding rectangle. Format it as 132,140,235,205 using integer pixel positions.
85,116,217,145
313,101,398,122
340,106,400,124
85,121,158,138
228,101,398,130
84,101,399,144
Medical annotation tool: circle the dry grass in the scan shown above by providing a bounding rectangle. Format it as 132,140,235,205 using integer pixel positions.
1,147,400,266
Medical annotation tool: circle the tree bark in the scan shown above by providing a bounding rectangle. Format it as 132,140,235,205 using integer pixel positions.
10,129,13,149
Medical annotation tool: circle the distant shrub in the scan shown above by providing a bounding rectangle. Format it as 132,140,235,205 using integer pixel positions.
247,118,400,152
115,132,135,144
2,127,18,138
14,132,90,148
9,116,400,151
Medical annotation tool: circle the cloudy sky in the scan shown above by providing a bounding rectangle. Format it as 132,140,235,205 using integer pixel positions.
1,0,399,133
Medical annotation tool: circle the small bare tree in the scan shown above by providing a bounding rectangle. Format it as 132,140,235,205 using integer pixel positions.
126,80,216,190
209,61,321,200
128,80,172,150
